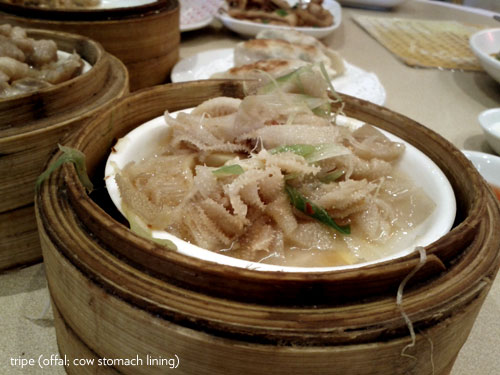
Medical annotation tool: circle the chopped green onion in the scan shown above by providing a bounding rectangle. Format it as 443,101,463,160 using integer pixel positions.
271,143,351,163
305,144,351,163
276,9,288,17
284,173,300,180
285,185,350,235
257,65,313,95
123,204,177,250
289,93,329,111
319,62,343,103
271,144,316,157
212,164,244,177
319,170,345,183
36,144,93,192
312,103,332,118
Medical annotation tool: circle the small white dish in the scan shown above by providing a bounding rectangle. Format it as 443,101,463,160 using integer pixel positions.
105,112,456,273
170,48,387,105
469,28,500,84
337,0,407,8
215,0,341,39
180,0,223,32
478,108,500,155
57,51,92,74
462,150,500,189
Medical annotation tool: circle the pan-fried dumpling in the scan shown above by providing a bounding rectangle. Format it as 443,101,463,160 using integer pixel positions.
234,38,344,78
211,59,309,80
256,29,325,49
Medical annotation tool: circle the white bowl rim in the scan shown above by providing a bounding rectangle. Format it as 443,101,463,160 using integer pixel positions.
469,28,500,64
105,113,456,273
478,107,500,130
462,150,500,187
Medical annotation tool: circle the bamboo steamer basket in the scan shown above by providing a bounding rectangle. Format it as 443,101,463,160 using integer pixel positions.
35,81,500,375
0,0,179,91
0,28,129,271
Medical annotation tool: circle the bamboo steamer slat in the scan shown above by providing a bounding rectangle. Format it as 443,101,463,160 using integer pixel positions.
53,82,486,305
0,206,39,268
35,81,500,374
0,28,128,271
0,0,180,91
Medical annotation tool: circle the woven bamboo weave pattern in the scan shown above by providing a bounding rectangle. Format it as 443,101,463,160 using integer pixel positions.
354,16,485,71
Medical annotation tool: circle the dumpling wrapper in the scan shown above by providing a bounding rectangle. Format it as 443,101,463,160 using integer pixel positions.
211,59,310,79
234,37,344,78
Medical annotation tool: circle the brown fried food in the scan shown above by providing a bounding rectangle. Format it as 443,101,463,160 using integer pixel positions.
228,8,298,26
225,0,334,28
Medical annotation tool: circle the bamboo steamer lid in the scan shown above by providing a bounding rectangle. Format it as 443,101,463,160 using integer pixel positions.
36,81,500,374
0,27,129,271
0,0,180,91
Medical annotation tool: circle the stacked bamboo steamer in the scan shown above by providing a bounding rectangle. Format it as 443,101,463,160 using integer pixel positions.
0,0,180,91
0,28,129,271
36,81,500,375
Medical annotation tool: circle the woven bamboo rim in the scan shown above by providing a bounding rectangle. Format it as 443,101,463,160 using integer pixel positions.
0,0,180,91
36,81,500,374
0,28,129,271
47,81,487,304
0,0,171,21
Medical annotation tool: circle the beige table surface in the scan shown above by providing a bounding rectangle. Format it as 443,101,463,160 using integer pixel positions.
1,0,500,374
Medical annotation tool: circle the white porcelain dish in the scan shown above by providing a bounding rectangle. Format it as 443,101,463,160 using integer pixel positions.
180,0,223,32
105,112,456,273
337,0,407,8
469,28,500,85
170,48,387,105
462,150,500,188
215,0,341,39
181,16,213,32
56,51,92,74
478,108,500,155
99,0,156,8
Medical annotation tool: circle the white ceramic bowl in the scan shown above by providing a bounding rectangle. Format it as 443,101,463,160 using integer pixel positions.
215,0,341,39
337,0,407,8
470,28,500,84
105,111,456,273
478,108,500,155
462,150,500,189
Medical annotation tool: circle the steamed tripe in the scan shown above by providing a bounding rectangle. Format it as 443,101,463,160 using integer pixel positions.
115,68,436,268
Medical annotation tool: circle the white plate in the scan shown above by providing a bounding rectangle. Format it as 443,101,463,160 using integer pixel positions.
57,51,92,73
171,48,387,105
105,112,456,273
99,0,156,9
462,150,500,188
180,0,223,32
181,16,214,32
337,0,407,8
215,0,341,39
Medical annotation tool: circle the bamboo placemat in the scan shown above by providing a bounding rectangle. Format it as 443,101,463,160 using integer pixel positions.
354,15,485,71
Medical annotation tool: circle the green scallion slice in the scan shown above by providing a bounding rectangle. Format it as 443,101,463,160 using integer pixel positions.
36,144,93,192
285,184,350,235
212,164,244,177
